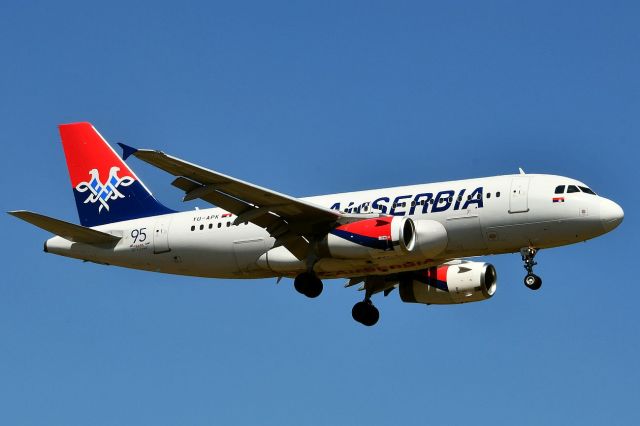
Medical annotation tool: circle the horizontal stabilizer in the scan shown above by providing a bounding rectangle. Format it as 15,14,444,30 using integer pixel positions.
8,210,121,244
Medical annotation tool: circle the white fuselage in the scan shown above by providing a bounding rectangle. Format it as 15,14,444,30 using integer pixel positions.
44,174,620,279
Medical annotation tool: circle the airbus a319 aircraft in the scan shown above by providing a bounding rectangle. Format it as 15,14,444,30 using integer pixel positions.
10,123,624,326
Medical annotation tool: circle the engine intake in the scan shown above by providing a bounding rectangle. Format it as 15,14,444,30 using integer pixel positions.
399,261,497,304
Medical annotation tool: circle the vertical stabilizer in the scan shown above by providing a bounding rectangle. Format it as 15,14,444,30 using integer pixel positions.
59,122,174,226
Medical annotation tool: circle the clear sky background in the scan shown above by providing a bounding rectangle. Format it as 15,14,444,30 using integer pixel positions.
1,1,638,424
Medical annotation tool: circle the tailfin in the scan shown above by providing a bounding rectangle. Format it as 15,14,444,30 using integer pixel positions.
59,122,174,227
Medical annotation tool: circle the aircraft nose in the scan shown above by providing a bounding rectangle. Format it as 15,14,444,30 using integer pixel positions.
600,198,624,232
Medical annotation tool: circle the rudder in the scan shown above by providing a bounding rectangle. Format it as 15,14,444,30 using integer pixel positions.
59,122,174,227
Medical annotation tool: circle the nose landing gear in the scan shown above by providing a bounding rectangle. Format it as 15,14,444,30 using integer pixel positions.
521,247,542,290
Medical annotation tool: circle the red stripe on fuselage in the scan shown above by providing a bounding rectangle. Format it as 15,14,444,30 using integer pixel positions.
333,217,393,240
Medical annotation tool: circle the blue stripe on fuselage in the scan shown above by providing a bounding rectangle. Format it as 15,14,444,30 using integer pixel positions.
330,228,393,251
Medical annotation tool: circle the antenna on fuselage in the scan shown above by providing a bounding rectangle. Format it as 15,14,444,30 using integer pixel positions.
518,167,526,175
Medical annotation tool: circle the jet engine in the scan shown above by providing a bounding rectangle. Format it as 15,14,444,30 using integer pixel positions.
318,217,448,260
398,261,497,304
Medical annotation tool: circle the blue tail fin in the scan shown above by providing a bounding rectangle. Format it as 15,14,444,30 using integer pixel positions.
59,122,174,227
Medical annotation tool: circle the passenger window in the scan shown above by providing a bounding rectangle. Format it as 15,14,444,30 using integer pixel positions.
579,186,596,195
496,192,501,197
191,225,195,231
218,223,222,228
487,193,491,199
555,185,565,194
199,224,204,230
226,222,231,227
209,223,213,229
567,185,579,193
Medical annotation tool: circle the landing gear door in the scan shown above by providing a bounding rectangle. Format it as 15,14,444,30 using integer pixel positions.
153,219,172,254
509,177,530,213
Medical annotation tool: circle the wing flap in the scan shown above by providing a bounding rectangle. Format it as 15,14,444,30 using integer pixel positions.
8,210,121,244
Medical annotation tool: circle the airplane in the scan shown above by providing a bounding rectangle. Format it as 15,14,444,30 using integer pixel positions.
9,122,624,326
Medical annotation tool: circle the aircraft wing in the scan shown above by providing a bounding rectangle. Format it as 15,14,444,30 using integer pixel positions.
119,144,343,259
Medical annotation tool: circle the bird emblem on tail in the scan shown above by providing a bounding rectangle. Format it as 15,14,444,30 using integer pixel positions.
75,166,135,213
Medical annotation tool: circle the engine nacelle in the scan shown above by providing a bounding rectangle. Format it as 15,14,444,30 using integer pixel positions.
404,219,448,258
318,216,412,259
319,216,448,260
399,261,497,304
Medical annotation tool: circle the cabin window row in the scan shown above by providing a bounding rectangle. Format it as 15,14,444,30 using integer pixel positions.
190,221,249,231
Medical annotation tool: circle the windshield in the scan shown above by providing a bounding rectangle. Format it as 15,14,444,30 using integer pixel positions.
579,186,597,195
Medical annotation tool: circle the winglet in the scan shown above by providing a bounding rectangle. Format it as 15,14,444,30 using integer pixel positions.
117,142,138,161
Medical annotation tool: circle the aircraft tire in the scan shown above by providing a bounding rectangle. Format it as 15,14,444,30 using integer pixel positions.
294,272,323,298
305,276,323,298
524,274,542,290
352,301,379,326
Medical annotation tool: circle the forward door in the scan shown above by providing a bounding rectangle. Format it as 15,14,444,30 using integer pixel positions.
509,177,530,213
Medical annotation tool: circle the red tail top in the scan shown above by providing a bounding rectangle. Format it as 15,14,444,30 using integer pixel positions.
58,122,137,188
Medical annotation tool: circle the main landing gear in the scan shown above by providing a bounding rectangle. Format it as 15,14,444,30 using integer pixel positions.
352,293,379,327
294,272,323,298
521,247,542,290
292,272,379,326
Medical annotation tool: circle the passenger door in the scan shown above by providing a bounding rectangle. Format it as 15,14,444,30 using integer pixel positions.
153,219,172,254
509,177,530,213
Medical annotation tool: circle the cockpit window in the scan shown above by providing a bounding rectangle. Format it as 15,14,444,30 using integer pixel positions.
579,186,596,195
554,185,565,194
567,185,579,193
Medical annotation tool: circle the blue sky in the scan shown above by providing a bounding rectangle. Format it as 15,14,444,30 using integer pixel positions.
1,1,638,424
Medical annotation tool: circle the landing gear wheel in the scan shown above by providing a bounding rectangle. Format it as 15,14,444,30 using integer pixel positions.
352,300,379,326
294,272,323,298
520,247,542,291
524,274,542,290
